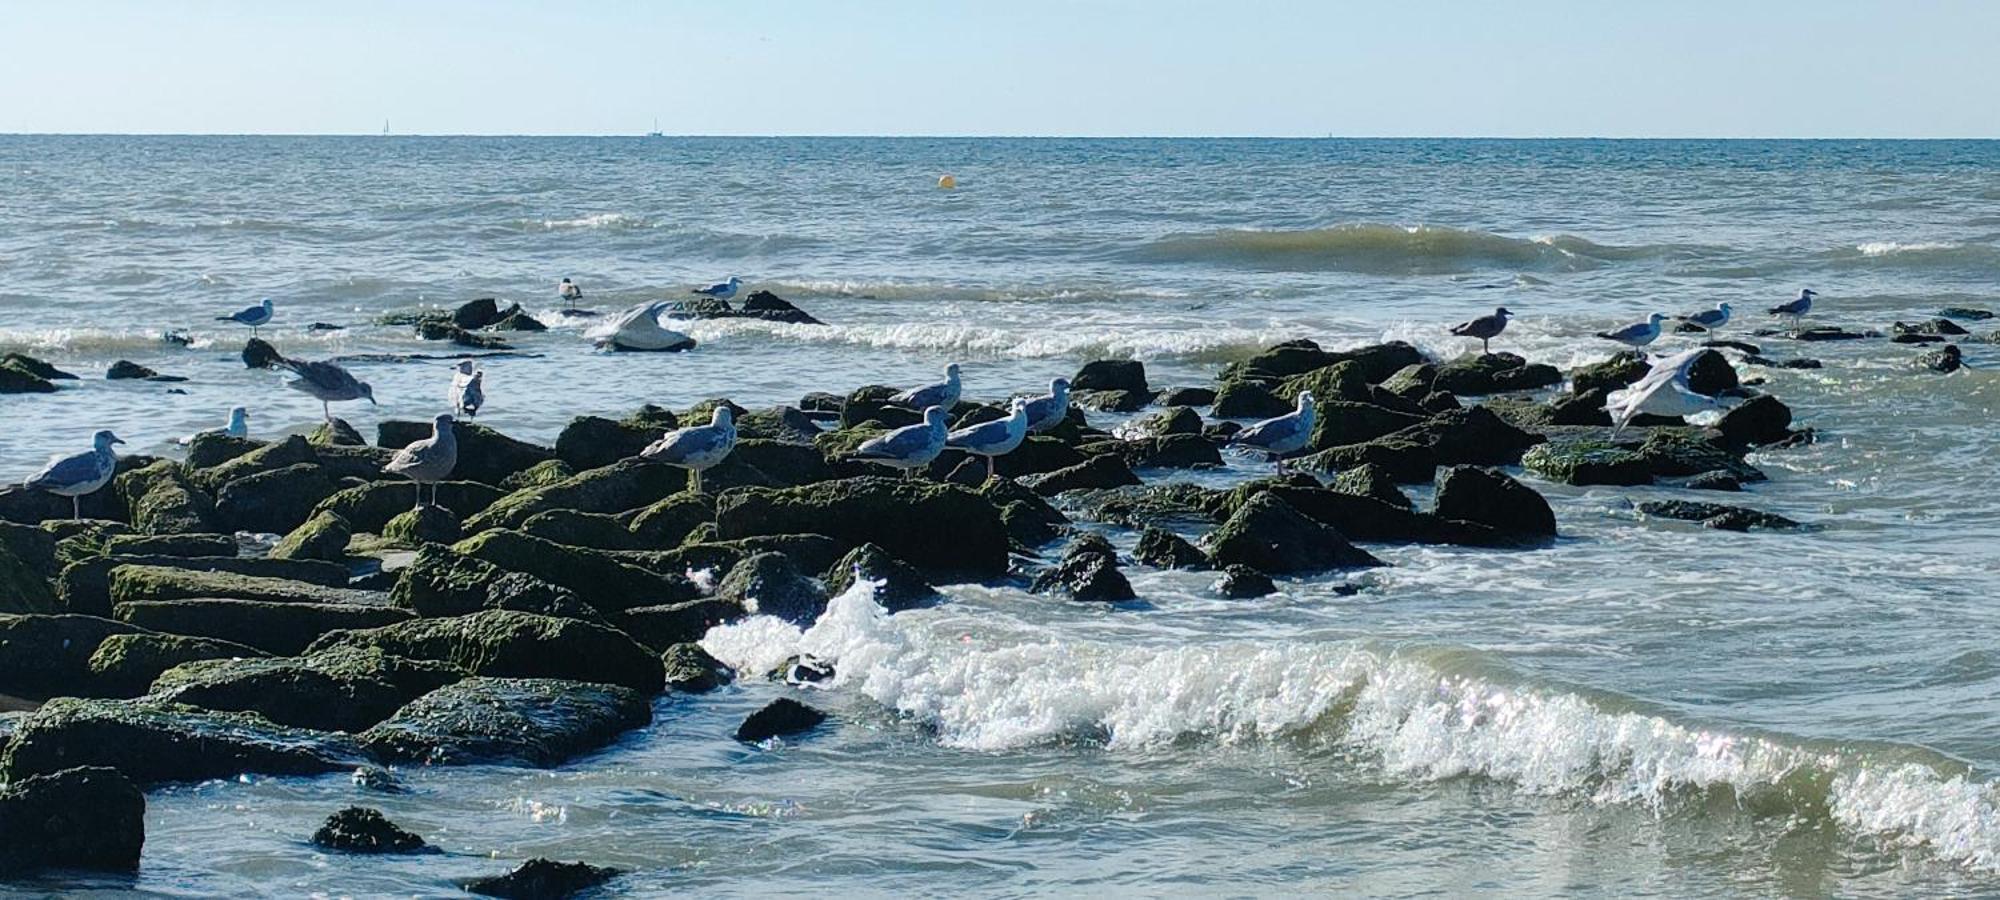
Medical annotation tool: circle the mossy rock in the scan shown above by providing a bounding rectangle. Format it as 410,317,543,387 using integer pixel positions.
713,477,1010,579
107,565,383,607
1203,493,1385,575
312,481,503,533
1522,441,1653,486
84,632,266,698
451,529,698,613
499,459,576,492
114,598,413,656
0,613,146,698
306,609,664,693
383,505,461,548
0,697,361,785
625,493,715,547
270,511,352,561
359,676,650,767
388,545,602,622
56,554,350,619
113,460,220,536
149,646,463,733
463,459,685,534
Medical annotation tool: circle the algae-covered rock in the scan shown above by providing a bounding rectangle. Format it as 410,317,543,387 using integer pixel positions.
452,529,698,613
520,509,652,551
388,545,600,621
464,858,623,899
823,543,936,612
183,432,264,469
1029,535,1134,603
1204,493,1385,575
383,504,461,547
625,493,715,547
555,414,668,471
1431,353,1563,396
1216,564,1277,599
661,643,732,693
1133,527,1207,570
311,806,429,854
0,766,146,874
312,480,503,533
1522,440,1652,486
115,599,413,655
714,477,1010,579
1432,466,1557,540
1328,462,1413,510
716,552,827,625
360,677,649,767
0,696,359,784
616,598,745,649
271,510,352,561
56,554,349,618
192,433,316,492
114,460,221,535
1020,455,1142,497
149,646,461,733
84,632,265,698
306,609,663,693
108,565,382,607
0,543,58,613
215,462,343,534
464,458,684,533
0,613,146,698
499,459,575,492
377,421,554,486
735,697,828,743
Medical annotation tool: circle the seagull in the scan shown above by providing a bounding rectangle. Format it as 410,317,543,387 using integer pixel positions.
945,399,1030,480
177,407,249,445
25,430,123,519
893,363,962,410
594,301,694,352
692,276,742,302
1677,302,1733,333
1595,313,1667,348
640,406,737,493
384,413,459,508
448,360,476,405
558,277,583,310
217,298,275,336
1606,349,1738,437
276,355,376,422
1768,289,1817,330
454,370,484,420
1229,390,1317,473
849,406,948,478
1022,377,1072,434
1449,307,1514,354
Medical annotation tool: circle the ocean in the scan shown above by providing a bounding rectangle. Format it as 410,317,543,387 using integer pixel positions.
4,136,2000,896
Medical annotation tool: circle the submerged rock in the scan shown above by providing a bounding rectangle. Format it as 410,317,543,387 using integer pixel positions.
361,677,650,767
717,552,829,625
1215,565,1276,599
311,806,430,854
464,858,624,899
1638,500,1804,532
735,697,828,743
1133,526,1207,570
0,766,146,874
1029,535,1135,603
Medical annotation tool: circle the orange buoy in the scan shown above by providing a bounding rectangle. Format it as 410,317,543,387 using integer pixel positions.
937,174,957,190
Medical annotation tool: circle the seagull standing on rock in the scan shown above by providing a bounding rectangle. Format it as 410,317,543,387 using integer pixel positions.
558,277,583,310
1606,349,1738,437
454,370,484,420
217,298,274,336
894,363,962,410
384,413,459,509
276,355,376,422
640,406,737,493
177,407,248,445
1677,302,1733,335
692,276,742,302
849,406,948,478
1768,289,1817,330
1022,377,1072,434
1450,307,1514,354
1229,390,1317,474
1596,312,1667,348
25,430,123,519
946,398,1030,479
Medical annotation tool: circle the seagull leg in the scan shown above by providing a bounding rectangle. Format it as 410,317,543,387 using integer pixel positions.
413,484,423,510
322,400,332,423
691,469,703,495
985,456,996,481
71,495,81,520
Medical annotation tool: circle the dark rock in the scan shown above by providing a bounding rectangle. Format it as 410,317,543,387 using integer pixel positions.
1379,363,1437,399
1713,395,1793,448
661,643,732,693
0,766,145,873
824,543,937,612
1073,359,1149,394
1029,536,1135,602
191,434,314,491
735,697,827,743
1636,430,1766,481
311,480,502,533
0,360,56,393
980,476,1070,548
450,298,502,329
738,290,824,325
1892,333,1948,345
519,509,650,550
105,360,159,380
1204,493,1384,575
271,510,352,561
308,417,368,447
415,319,510,349
306,609,664,693
1158,387,1216,406
116,459,221,535
1021,455,1143,497
1073,388,1154,412
1328,462,1413,510
717,552,828,625
57,554,349,618
1638,500,1803,532
311,806,429,854
1542,388,1614,426
1211,380,1293,419
378,421,554,487
183,431,263,469
1431,353,1562,395
554,414,668,471
383,504,461,547
715,477,1010,578
1215,565,1276,599
149,646,461,733
107,564,380,607
453,529,697,613
490,305,547,331
1917,344,1965,373
0,613,145,698
1568,351,1650,394
1939,307,1994,321
1306,401,1426,452
1227,340,1425,383
1774,326,1875,342
1522,441,1653,486
1432,466,1557,539
1125,406,1204,438
240,337,283,370
626,493,716,547
215,462,343,534
1894,318,1971,337
1111,433,1224,469
361,677,649,767
1133,527,1207,570
465,458,682,533
1,353,75,380
0,697,357,785
390,545,600,621
992,436,1091,479
1684,349,1740,396
617,598,745,649
115,598,413,656
1683,470,1744,492
464,857,623,899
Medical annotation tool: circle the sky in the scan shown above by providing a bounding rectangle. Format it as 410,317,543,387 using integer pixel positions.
4,0,1998,138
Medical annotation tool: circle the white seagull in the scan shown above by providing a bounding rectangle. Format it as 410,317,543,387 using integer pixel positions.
594,301,695,352
692,276,742,302
946,398,1030,479
1230,390,1317,473
640,406,738,493
454,370,484,421
177,407,249,445
384,413,459,508
1022,377,1072,434
26,430,124,519
1677,302,1733,333
1606,349,1738,437
1595,312,1667,348
893,363,962,410
217,298,275,336
558,277,584,309
850,406,948,478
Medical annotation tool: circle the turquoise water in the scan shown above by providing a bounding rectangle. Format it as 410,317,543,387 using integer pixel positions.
4,137,2000,896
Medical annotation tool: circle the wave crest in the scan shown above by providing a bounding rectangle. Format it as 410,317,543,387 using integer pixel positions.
1130,224,1684,274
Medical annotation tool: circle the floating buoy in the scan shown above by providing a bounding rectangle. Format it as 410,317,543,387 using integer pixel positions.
937,174,957,190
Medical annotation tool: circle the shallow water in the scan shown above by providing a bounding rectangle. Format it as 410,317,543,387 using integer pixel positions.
4,136,2000,896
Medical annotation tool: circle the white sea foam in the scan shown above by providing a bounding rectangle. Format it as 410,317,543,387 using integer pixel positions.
671,317,1293,362
1858,240,1962,256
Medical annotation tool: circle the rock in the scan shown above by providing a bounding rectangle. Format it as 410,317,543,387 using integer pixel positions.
617,598,744,649
0,766,145,874
1211,380,1293,419
501,459,575,492
1073,359,1149,394
311,806,429,854
1306,401,1426,452
78,532,237,564
191,434,314,491
1712,395,1793,448
453,529,698,613
715,477,1010,578
215,462,343,534
1684,349,1739,396
0,543,58,614
361,677,649,767
1204,493,1384,575
451,297,502,329
1133,527,1207,570
1,353,76,380
735,697,827,743
1939,307,1994,321
240,338,283,369
661,643,732,693
1123,406,1205,438
1521,441,1653,486
1432,466,1557,539
149,646,461,733
823,543,936,612
519,509,651,550
1917,344,1965,373
490,305,547,331
182,431,263,469
733,406,823,445
738,290,824,325
116,599,413,656
1772,326,1875,342
1892,333,1947,345
311,480,502,533
1229,483,1432,544
1029,536,1135,602
56,554,349,618
308,417,368,447
270,510,352,561
465,459,683,533
978,477,1069,548
84,632,265,698
1636,430,1766,482
414,319,510,348
0,613,147,698
1113,434,1223,469
992,436,1091,479
378,422,553,487
1158,387,1216,406
1568,352,1650,394
0,360,56,394
108,564,381,607
307,609,664,693
389,545,599,621
1073,388,1153,412
1328,462,1413,510
1228,340,1425,383
464,858,623,899
1638,500,1804,532
709,439,838,490
1684,470,1744,492
1894,317,1971,337
0,697,357,784
1431,353,1562,395
626,493,715,547
105,360,160,380
554,414,668,471
115,460,221,535
717,552,828,625
1021,455,1143,497
1215,565,1276,599
383,504,461,547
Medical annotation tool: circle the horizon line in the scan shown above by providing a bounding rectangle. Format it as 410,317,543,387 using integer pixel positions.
4,131,2000,141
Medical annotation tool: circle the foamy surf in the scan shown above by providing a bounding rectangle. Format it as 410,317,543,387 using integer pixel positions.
705,583,2000,873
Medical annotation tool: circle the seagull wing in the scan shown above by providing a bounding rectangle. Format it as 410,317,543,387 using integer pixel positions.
853,422,927,459
26,451,103,490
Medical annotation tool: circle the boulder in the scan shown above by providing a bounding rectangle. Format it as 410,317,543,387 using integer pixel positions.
0,352,75,380
114,460,221,535
555,414,668,471
312,480,503,533
0,697,358,784
1021,455,1142,497
617,598,745,649
108,565,382,607
1432,466,1557,539
1685,349,1740,396
1133,527,1207,570
661,643,732,693
451,297,502,329
1072,359,1149,394
1568,352,1650,394
389,545,600,621
0,362,55,393
1636,430,1766,481
1713,395,1793,448
490,305,547,331
1379,363,1437,399
1157,387,1216,407
453,529,698,613
360,677,649,767
306,610,664,693
1108,434,1223,469
115,599,413,656
56,554,349,618
0,613,146,698
735,697,827,743
1029,536,1134,602
270,510,352,561
1431,353,1562,395
465,459,684,533
714,477,1010,578
1685,470,1744,492
1328,462,1413,510
183,432,263,469
1228,340,1425,383
1211,380,1293,419
383,505,461,547
377,421,555,487
149,647,462,733
84,632,265,698
500,459,575,492
79,533,237,564
1306,401,1426,452
838,385,924,430
1235,484,1433,544
0,544,58,614
215,462,343,534
1123,406,1204,438
1073,389,1153,413
308,418,368,447
717,552,828,625
993,436,1091,479
1522,441,1653,486
1215,565,1276,599
733,406,823,445
625,493,716,547
191,434,316,492
1204,494,1384,575
520,509,652,551
823,543,937,612
0,766,145,874
1639,500,1803,532
311,806,429,854
464,858,623,899
980,477,1070,548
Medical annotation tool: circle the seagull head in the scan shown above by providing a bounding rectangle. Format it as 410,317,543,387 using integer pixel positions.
260,297,274,312
728,276,742,286
923,406,947,429
467,370,484,386
1717,302,1732,314
93,430,124,450
1050,377,1070,395
358,382,377,405
1496,307,1515,318
711,405,734,427
1648,312,1666,323
944,362,961,382
452,360,475,375
1295,390,1316,411
228,407,249,425
1800,289,1817,299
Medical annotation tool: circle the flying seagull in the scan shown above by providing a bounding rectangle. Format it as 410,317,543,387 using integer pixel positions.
594,301,695,352
25,430,123,519
217,298,275,336
1230,390,1317,473
640,406,738,493
1606,349,1737,437
384,413,459,508
1450,307,1514,354
1596,313,1667,348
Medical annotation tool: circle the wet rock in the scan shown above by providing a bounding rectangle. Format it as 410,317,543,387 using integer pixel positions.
1124,406,1204,438
1891,333,1947,345
0,766,145,874
108,564,381,607
1636,430,1766,481
1917,344,1965,373
993,436,1091,479
82,533,237,564
733,405,823,445
383,504,461,547
312,480,502,533
1073,359,1150,395
465,459,683,533
414,320,510,349
1232,483,1431,544
1,352,75,380
715,477,1010,579
1712,395,1793,448
1030,535,1135,602
1157,386,1216,407
1542,388,1614,426
389,545,600,621
1432,466,1557,539
1894,317,1970,337
1073,388,1153,412
57,553,349,618
1773,326,1875,341
0,613,146,698
980,477,1070,548
1522,441,1653,486
661,643,732,693
824,543,937,612
1568,351,1650,394
1306,401,1426,452
1133,526,1207,570
1684,349,1740,396
1204,493,1384,575
0,697,358,784
1684,470,1744,492
0,544,58,614
307,609,664,693
361,677,649,767
554,414,669,471
491,305,547,331
1022,455,1143,497
150,647,461,733
84,632,265,698
1939,307,1994,321
311,806,429,854
215,462,343,534
735,697,827,743
0,361,56,393
1379,363,1437,399
378,421,553,487
1638,500,1804,532
710,438,838,490
1431,353,1562,395
1227,340,1425,384
518,509,650,551
115,460,221,535
626,493,716,547
308,417,368,447
500,459,575,492
453,529,698,613
464,857,623,899
717,552,828,625
739,290,825,325
449,297,502,329
617,598,744,649
191,433,314,491
1211,379,1293,419
182,431,263,469
270,510,352,561
115,598,413,656
1215,564,1276,599
105,360,165,380
1328,462,1413,510
1274,360,1370,404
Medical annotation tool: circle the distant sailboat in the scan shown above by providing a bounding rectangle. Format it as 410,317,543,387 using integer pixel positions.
647,117,663,138
382,118,391,136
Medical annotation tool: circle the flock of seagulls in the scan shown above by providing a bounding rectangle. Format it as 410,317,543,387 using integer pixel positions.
1452,290,1815,357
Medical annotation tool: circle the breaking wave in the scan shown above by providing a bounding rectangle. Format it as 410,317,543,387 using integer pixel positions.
670,316,1292,362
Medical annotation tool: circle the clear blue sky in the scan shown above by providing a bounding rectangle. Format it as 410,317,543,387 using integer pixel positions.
5,0,1997,137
